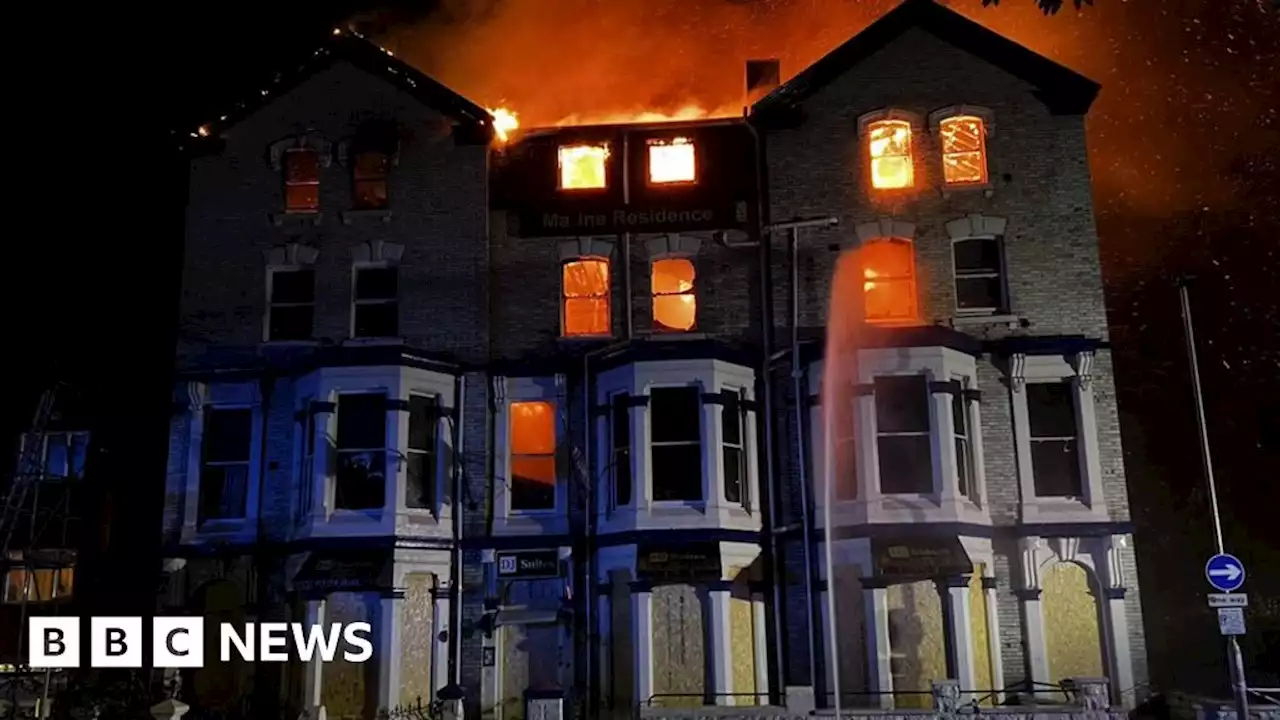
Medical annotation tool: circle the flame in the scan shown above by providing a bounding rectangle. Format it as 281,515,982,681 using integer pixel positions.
551,103,739,128
559,144,610,189
863,268,879,291
489,107,519,142
648,137,696,184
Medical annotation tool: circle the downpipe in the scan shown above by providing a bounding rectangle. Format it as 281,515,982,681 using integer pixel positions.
253,371,275,714
452,374,467,691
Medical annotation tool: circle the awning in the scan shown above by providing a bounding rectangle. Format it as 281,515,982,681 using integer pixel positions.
870,537,973,579
293,550,392,594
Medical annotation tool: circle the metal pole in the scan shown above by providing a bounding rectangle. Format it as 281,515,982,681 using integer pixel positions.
1179,280,1250,720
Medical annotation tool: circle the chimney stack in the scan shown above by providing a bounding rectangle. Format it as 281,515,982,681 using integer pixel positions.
745,59,781,109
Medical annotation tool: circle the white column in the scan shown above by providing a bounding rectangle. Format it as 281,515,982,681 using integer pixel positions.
940,578,976,700
751,591,770,706
430,584,453,702
819,587,835,707
983,577,1006,704
386,404,403,512
702,394,723,507
303,598,327,710
1019,589,1051,693
707,584,735,705
631,583,655,708
855,391,879,502
1104,588,1135,708
931,381,958,500
378,592,404,709
863,584,892,709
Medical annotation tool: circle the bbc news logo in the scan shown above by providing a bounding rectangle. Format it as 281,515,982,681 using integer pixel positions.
29,617,373,669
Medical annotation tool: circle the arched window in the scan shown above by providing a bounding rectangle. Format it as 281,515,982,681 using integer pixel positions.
562,258,611,336
651,257,697,332
939,115,988,185
866,120,914,189
861,238,919,323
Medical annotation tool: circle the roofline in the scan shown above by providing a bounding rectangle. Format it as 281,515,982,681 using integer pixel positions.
509,115,750,141
750,0,1101,119
180,28,496,146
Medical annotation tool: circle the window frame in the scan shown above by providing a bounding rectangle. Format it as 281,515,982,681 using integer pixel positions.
1025,380,1085,499
647,384,706,505
32,431,89,481
609,391,633,511
860,237,920,325
951,234,1009,316
650,256,698,333
645,136,698,186
295,397,317,525
557,142,611,192
405,393,442,512
938,115,990,187
333,391,391,512
929,106,996,193
265,266,317,342
350,262,400,339
721,387,748,508
352,149,391,211
857,110,922,193
952,375,979,505
560,256,612,338
197,405,254,524
495,377,565,529
872,374,935,496
283,147,322,214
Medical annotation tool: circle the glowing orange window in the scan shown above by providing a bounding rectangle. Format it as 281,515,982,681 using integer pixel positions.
510,401,557,511
867,120,913,190
648,138,696,184
861,238,919,323
284,148,321,213
558,144,609,190
939,115,988,185
562,258,611,336
652,257,697,332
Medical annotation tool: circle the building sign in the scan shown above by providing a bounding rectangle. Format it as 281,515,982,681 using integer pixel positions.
496,549,562,579
637,542,721,582
871,537,973,579
293,551,392,594
516,201,747,237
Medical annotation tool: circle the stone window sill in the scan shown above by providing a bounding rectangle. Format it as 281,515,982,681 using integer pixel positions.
341,209,393,225
951,313,1022,329
940,183,995,199
271,212,323,227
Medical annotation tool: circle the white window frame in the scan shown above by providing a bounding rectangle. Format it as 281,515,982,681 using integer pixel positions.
607,390,632,512
647,383,705,505
558,238,616,340
808,347,987,528
292,365,456,541
928,105,996,193
1009,352,1109,524
180,381,264,544
350,261,400,339
405,392,444,513
494,376,567,535
950,234,1008,316
721,387,749,509
595,359,759,535
264,266,316,343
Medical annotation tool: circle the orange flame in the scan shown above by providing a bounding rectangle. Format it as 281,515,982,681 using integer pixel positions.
489,107,520,142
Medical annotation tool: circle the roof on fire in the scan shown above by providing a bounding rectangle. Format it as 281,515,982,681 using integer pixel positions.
751,0,1101,119
184,28,495,146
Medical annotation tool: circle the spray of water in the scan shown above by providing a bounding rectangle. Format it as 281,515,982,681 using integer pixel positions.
820,248,865,718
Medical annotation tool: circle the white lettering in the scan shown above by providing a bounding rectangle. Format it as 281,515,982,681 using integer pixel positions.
342,622,374,662
291,623,343,662
259,623,290,661
221,623,255,662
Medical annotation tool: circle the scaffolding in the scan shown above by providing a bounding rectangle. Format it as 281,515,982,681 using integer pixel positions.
0,384,81,719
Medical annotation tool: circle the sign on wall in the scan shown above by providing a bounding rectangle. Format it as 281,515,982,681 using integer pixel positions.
637,542,722,582
870,537,973,579
496,549,562,580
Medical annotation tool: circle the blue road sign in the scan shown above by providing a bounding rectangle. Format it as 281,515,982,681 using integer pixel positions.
1205,553,1246,592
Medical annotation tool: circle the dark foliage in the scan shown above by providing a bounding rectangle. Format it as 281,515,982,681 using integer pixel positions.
982,0,1095,14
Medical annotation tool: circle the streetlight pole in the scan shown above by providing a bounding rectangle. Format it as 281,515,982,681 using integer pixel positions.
1178,279,1250,720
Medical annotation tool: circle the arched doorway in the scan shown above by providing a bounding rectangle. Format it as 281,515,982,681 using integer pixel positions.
1041,562,1105,683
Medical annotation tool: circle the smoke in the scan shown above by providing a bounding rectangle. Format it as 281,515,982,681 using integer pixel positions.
361,0,1278,214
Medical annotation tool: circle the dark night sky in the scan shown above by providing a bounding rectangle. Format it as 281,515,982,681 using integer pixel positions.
7,0,1277,695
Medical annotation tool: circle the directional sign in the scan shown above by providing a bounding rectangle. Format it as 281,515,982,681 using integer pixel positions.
1217,607,1246,636
1205,553,1246,593
1208,593,1249,608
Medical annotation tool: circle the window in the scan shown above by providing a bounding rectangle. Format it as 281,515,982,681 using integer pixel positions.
297,404,316,523
722,390,747,506
874,376,932,494
353,267,399,338
335,394,387,510
353,151,390,210
267,268,315,341
510,401,557,511
649,387,702,502
953,237,1006,314
939,115,988,186
562,258,611,337
284,148,321,213
651,258,697,332
3,557,73,604
861,239,919,324
953,381,976,502
867,120,913,189
647,137,696,184
1026,382,1083,498
611,397,632,508
558,144,609,190
198,408,252,522
407,395,439,509
42,432,88,480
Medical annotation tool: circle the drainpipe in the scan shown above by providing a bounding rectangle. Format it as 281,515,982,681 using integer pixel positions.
253,370,275,714
786,228,822,708
451,374,467,690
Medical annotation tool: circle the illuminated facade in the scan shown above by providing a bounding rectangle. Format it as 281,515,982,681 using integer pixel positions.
161,1,1146,719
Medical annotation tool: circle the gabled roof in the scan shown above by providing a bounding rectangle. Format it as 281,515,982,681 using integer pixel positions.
184,28,495,145
751,0,1100,120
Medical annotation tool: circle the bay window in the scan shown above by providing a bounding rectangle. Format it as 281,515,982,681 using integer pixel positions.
335,393,387,510
649,387,703,502
611,396,632,508
510,401,557,511
874,376,933,494
198,408,252,522
722,389,747,506
406,395,440,509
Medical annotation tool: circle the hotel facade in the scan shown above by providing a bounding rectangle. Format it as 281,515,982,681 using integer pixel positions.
159,2,1148,718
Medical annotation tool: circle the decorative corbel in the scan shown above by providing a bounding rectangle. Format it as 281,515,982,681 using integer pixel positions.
1050,536,1081,565
1105,535,1128,589
185,382,205,413
353,240,405,264
266,242,320,267
1009,353,1027,393
492,376,507,406
1019,536,1046,590
1074,350,1096,391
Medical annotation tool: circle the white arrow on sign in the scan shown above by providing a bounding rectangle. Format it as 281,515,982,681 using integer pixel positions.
1209,564,1243,582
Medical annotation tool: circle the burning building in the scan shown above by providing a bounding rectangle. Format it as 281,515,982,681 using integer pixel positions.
161,0,1147,718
